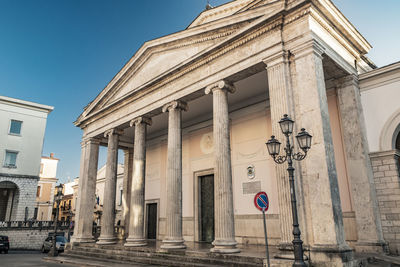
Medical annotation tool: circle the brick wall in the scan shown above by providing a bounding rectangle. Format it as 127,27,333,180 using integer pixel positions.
370,150,400,255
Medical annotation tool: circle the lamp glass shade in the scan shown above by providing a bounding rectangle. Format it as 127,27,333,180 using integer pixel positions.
266,136,281,156
296,128,312,151
279,114,294,135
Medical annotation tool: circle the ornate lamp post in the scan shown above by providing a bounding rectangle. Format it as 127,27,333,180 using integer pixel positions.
48,184,64,257
266,114,312,267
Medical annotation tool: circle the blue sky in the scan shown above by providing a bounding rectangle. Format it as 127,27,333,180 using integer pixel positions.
0,0,399,183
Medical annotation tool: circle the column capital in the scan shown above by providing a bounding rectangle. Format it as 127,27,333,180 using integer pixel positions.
83,137,101,145
291,39,325,60
205,80,235,95
338,74,359,88
263,50,290,68
104,128,124,138
162,100,188,113
129,116,152,127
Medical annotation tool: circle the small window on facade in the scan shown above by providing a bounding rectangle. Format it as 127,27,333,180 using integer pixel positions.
40,163,44,174
4,151,18,168
9,120,22,135
119,189,123,206
36,186,41,197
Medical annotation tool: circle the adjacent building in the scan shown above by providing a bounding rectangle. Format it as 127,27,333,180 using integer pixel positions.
35,153,59,221
0,96,53,221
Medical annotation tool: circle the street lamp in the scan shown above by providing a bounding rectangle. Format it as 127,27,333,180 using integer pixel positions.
48,184,64,257
266,114,312,267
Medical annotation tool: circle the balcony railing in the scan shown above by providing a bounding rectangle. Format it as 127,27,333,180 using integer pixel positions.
0,221,69,230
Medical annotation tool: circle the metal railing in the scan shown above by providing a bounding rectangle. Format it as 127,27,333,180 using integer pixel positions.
0,221,69,230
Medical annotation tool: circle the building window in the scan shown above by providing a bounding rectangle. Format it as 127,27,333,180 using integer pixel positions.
36,186,41,197
4,150,18,168
40,163,44,174
9,120,22,135
119,189,123,206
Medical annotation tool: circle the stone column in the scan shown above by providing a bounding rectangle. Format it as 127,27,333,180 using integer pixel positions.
73,137,100,243
291,40,353,264
205,81,240,254
122,148,133,238
336,74,386,253
125,117,152,247
264,51,294,250
160,100,187,251
97,129,122,245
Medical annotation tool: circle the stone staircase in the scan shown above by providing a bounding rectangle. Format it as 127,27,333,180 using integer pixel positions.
62,243,295,266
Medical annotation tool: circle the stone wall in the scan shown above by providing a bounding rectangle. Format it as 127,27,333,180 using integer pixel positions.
370,150,400,254
0,221,69,250
0,175,38,221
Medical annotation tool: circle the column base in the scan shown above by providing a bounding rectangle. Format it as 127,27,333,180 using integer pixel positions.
97,235,117,245
354,240,388,254
71,235,95,244
160,239,186,251
210,239,240,254
124,237,147,247
310,244,356,266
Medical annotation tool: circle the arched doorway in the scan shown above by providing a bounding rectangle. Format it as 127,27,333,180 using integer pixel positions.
396,130,400,151
0,181,19,221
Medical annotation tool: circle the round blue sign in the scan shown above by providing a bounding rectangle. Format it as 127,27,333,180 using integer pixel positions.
254,191,269,211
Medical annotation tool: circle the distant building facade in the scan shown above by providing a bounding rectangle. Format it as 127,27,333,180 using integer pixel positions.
35,153,59,221
0,96,53,221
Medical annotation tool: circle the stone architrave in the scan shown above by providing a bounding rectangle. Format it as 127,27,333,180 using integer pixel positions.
97,129,123,245
291,40,353,265
205,81,240,254
122,148,133,238
73,137,100,243
263,51,294,250
125,117,152,247
160,100,188,251
336,74,386,253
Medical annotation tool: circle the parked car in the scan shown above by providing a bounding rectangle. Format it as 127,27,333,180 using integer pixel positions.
0,235,9,254
41,235,67,253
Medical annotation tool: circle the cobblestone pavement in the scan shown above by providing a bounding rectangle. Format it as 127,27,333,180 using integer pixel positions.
0,250,157,267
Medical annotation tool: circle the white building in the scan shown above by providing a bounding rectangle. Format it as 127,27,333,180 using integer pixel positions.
359,61,400,253
0,96,53,221
35,153,59,221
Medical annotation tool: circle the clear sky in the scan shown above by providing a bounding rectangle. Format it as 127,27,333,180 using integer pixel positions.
0,0,399,183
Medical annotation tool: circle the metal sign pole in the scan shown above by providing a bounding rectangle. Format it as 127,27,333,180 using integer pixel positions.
262,207,270,267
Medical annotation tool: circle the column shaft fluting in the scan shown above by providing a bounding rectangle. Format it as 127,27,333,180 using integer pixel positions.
122,148,133,239
125,117,151,247
206,81,239,254
161,101,187,250
73,138,99,243
97,129,121,245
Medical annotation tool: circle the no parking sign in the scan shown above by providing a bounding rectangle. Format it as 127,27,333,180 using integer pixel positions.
254,191,270,267
254,191,269,212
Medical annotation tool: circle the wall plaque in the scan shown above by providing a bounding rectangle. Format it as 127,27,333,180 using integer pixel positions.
242,181,261,195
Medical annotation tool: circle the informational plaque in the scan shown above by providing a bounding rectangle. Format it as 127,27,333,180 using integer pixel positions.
242,181,261,195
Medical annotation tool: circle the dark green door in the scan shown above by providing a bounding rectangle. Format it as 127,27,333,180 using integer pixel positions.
147,203,157,239
200,175,214,243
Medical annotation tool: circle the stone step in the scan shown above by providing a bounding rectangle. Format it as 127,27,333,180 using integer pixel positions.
65,250,254,267
71,245,263,265
66,246,264,266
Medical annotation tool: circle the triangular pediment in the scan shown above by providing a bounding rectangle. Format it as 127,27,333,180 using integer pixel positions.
188,0,281,28
76,0,284,126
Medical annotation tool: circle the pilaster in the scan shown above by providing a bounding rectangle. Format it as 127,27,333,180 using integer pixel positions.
205,81,240,254
291,40,354,265
122,148,133,239
263,51,294,251
125,117,151,247
336,74,386,253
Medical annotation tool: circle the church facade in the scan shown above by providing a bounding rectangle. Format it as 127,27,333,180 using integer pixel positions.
73,0,394,265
